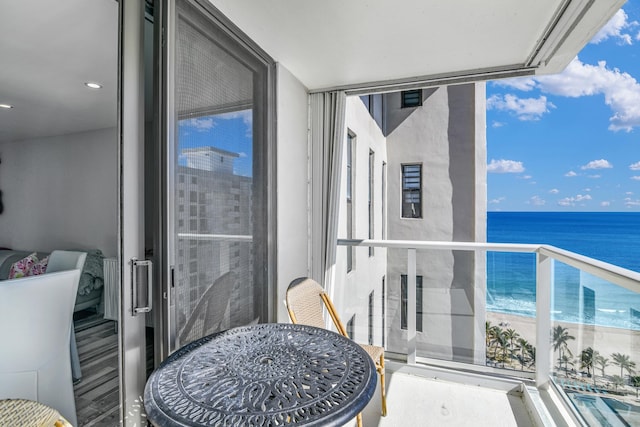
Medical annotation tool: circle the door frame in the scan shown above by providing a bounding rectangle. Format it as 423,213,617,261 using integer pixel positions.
157,0,278,358
118,1,151,425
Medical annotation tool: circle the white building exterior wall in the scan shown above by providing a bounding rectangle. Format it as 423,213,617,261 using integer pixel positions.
334,96,388,346
384,84,487,363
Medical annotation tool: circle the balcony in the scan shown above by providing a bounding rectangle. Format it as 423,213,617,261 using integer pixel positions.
335,239,640,426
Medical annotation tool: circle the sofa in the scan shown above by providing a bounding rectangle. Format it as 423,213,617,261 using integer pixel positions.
0,249,105,313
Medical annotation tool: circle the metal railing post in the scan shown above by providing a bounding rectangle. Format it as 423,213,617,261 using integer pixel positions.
536,251,552,389
408,248,417,365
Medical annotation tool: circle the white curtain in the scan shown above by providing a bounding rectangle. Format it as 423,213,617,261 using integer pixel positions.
309,91,347,297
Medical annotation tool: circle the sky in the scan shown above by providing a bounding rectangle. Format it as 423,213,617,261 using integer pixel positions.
487,1,640,212
178,110,253,177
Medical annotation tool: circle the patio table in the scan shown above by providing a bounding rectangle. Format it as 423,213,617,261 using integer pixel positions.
144,323,376,426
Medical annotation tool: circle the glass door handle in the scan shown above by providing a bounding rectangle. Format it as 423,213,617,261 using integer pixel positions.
131,258,153,315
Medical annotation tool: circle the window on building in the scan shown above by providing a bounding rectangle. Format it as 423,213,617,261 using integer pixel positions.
402,164,422,218
359,94,384,130
401,89,422,108
368,149,374,257
401,274,423,332
382,161,387,239
346,315,355,340
368,291,374,345
347,132,355,273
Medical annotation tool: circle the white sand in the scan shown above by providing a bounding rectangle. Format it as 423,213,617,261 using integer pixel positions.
486,311,640,378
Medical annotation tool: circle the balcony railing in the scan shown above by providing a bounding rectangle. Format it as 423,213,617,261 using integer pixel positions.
336,239,640,425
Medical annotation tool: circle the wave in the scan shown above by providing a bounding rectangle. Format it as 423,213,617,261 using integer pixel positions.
488,296,640,331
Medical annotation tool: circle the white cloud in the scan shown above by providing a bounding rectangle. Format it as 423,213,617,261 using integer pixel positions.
631,176,640,181
626,191,635,195
491,121,506,128
625,197,640,207
583,188,592,192
522,175,533,180
493,77,537,92
557,194,592,206
487,159,525,173
185,117,215,131
487,94,555,121
549,188,559,194
489,197,506,204
528,196,546,206
588,175,602,179
581,159,613,170
591,9,637,45
238,152,248,158
217,110,253,137
565,171,578,177
535,58,640,132
601,201,611,207
629,161,640,170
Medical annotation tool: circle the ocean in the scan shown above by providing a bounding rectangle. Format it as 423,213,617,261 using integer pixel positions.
487,211,640,331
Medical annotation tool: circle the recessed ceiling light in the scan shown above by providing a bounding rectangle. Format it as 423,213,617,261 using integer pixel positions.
85,82,102,89
0,104,13,109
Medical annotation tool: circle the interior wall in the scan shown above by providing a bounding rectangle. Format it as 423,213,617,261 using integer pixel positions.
0,128,117,257
275,63,310,322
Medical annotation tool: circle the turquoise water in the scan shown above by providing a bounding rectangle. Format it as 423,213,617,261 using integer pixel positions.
487,212,640,330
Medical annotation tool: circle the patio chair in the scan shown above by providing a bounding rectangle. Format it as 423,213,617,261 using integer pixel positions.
0,270,81,427
46,250,87,383
178,271,237,346
286,277,387,426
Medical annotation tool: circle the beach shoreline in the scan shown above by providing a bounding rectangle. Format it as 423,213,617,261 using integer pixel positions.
487,311,640,379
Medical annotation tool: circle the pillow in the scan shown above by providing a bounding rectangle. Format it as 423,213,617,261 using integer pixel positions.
29,256,49,276
8,252,38,279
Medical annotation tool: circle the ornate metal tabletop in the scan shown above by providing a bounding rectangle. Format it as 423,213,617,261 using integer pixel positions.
144,323,377,426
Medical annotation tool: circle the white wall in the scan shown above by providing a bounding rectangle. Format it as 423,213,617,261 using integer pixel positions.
385,84,487,363
0,128,117,257
276,64,310,322
333,96,388,346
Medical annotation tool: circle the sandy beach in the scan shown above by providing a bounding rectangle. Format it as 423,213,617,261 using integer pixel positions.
487,311,640,378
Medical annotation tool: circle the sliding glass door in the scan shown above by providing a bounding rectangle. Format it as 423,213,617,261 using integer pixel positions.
165,0,275,352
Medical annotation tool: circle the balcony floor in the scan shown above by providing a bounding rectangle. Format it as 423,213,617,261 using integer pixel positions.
345,364,537,427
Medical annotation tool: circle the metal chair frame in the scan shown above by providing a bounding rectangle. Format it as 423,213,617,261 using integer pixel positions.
286,277,387,427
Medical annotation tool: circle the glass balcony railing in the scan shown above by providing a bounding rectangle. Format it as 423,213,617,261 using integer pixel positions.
335,239,640,425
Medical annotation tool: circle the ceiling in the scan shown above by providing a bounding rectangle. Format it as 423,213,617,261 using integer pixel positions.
0,0,623,143
210,0,624,92
0,0,118,143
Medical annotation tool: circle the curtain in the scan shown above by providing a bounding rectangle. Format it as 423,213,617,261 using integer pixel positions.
309,91,346,298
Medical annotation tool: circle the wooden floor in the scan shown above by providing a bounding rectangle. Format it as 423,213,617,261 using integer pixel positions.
73,313,120,427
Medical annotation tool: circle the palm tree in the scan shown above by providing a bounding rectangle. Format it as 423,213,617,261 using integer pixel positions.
526,345,536,370
631,376,640,398
503,328,520,366
487,324,506,365
485,322,503,364
558,354,574,373
552,325,575,372
611,353,636,379
580,347,595,385
611,375,625,392
515,338,530,371
595,354,609,379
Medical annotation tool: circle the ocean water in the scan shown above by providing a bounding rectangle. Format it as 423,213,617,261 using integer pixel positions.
487,212,640,331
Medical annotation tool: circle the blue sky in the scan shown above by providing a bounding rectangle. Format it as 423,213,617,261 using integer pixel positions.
487,2,640,212
178,109,253,177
